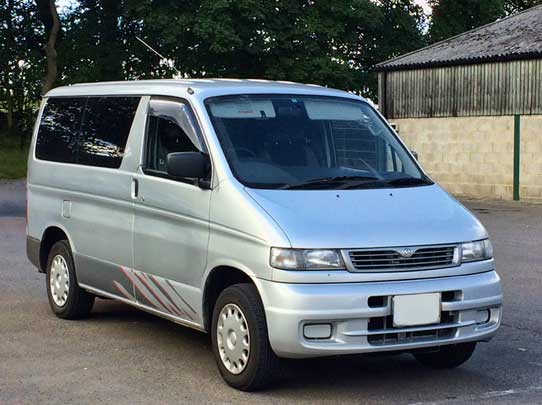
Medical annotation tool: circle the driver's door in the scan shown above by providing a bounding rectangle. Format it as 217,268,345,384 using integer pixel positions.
131,97,211,324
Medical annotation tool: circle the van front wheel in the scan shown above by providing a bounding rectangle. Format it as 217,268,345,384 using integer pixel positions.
46,240,95,319
211,283,281,391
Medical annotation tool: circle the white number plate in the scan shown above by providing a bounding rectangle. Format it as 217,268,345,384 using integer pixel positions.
392,293,441,327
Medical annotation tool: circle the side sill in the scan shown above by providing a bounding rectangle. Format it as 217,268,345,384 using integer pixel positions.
79,283,206,333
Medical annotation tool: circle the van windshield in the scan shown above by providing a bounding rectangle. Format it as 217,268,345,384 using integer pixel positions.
205,94,431,190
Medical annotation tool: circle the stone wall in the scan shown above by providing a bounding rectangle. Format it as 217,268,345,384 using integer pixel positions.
520,116,542,201
391,115,542,201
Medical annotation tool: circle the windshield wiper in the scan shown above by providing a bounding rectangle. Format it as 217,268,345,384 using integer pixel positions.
342,176,433,190
278,175,379,190
384,177,433,187
279,175,433,190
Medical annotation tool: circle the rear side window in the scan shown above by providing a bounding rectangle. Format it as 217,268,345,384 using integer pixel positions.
78,97,140,168
35,96,140,168
36,97,86,163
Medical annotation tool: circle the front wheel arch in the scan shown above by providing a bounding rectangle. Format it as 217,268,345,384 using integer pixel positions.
202,266,255,332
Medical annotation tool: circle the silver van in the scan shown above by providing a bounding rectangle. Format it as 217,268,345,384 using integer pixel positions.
27,79,502,390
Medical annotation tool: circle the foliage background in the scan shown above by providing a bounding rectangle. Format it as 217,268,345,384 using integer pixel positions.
0,0,540,156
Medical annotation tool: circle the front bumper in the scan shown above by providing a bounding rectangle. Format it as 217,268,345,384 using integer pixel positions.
255,270,502,358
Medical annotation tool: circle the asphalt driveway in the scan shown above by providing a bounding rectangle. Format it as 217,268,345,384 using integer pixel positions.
1,180,541,404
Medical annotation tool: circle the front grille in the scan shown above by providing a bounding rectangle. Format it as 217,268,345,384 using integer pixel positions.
367,311,457,345
346,245,458,272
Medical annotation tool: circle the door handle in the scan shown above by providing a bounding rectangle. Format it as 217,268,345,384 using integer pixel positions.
131,179,139,199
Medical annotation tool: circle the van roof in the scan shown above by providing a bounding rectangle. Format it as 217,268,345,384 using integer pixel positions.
45,79,362,101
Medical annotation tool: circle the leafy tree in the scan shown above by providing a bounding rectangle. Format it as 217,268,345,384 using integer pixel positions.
505,0,542,13
429,0,506,43
0,0,430,143
373,0,427,61
123,0,423,98
60,0,140,83
120,1,379,93
36,0,61,94
0,0,44,139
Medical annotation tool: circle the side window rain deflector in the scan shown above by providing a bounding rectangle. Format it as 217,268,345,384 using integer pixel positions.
148,98,206,153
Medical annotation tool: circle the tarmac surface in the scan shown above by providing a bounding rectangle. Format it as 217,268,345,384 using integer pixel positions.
1,179,541,404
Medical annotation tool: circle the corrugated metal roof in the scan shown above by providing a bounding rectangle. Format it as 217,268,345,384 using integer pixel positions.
376,5,542,71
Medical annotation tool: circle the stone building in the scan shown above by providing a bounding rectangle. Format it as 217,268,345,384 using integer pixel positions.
376,5,542,201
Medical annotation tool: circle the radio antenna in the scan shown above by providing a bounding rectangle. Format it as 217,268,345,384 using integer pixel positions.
136,36,182,77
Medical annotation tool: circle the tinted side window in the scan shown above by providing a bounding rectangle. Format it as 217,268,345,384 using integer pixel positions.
36,97,86,163
77,97,140,168
145,116,198,174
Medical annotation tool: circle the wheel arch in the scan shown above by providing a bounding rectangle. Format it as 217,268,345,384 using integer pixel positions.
202,265,257,332
39,225,74,273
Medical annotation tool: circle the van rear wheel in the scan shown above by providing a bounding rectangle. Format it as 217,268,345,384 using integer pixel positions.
211,283,281,391
46,240,95,319
413,342,477,369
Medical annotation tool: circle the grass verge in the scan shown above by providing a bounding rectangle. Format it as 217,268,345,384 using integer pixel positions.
0,135,29,180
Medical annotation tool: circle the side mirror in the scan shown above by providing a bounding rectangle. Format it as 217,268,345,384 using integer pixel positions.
411,150,419,160
167,152,211,187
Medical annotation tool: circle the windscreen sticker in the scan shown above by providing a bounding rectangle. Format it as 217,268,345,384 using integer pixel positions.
209,99,276,118
305,99,365,121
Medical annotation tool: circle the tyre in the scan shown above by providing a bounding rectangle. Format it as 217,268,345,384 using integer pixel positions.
46,240,95,319
211,283,281,391
413,342,477,369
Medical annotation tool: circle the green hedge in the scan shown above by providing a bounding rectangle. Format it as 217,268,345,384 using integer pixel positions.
0,135,29,179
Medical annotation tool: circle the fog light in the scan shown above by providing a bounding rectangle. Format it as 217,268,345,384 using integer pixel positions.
475,309,491,324
303,323,332,339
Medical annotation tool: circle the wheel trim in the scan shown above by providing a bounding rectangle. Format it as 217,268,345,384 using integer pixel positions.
217,303,250,375
50,255,69,307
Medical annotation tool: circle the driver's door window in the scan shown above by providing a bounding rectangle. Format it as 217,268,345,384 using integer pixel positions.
145,116,198,175
143,97,207,184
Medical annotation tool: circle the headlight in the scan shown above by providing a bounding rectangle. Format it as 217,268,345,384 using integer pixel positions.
270,248,345,270
461,239,493,262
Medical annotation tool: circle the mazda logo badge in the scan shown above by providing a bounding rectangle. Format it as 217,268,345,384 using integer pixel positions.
399,248,414,258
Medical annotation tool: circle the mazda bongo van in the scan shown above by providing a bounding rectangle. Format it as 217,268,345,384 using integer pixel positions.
27,79,502,390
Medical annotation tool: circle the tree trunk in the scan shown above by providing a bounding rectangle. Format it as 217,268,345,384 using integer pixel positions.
6,90,13,132
4,0,15,133
42,0,60,95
